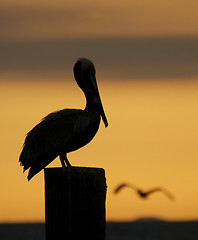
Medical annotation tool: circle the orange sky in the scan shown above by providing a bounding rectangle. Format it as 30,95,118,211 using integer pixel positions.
1,0,198,41
1,76,198,222
1,0,198,223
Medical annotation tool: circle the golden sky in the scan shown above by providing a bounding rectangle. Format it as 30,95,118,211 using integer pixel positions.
1,0,198,223
1,77,198,222
1,0,198,41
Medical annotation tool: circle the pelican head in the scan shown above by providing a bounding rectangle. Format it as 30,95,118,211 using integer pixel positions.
74,58,108,127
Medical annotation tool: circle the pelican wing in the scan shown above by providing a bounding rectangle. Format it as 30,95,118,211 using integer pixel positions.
19,108,99,179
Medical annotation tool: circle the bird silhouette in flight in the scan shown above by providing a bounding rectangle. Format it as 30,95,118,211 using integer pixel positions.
114,183,175,201
19,58,108,180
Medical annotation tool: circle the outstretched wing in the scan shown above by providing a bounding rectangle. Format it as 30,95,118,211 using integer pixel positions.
114,183,138,194
19,109,90,180
146,187,175,200
159,188,175,200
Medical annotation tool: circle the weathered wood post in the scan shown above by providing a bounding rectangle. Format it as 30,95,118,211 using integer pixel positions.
45,167,107,240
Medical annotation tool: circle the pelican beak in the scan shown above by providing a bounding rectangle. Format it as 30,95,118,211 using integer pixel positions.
74,58,108,127
94,94,108,127
89,75,108,128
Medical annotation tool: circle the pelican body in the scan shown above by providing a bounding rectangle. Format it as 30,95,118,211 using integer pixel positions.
19,58,108,180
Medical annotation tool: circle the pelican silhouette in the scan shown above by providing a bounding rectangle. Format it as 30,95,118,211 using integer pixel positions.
114,183,174,201
19,58,108,180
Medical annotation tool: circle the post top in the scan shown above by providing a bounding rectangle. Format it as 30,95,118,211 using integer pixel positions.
44,166,105,175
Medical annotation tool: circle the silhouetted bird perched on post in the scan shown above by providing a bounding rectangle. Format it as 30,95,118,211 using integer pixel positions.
114,183,175,201
19,58,108,181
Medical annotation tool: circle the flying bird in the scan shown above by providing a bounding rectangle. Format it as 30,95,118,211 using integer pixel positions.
19,58,108,181
114,183,175,201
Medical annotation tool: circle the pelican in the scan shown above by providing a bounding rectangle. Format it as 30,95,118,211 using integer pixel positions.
114,183,175,201
19,58,108,181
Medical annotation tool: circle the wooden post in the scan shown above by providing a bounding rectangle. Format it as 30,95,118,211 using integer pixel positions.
44,167,106,240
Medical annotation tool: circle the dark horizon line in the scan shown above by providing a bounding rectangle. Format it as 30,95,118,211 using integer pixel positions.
1,34,198,44
1,218,198,225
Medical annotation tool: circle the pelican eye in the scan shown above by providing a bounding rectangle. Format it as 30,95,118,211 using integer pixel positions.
90,69,96,76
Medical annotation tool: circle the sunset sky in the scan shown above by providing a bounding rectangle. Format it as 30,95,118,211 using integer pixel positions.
1,0,198,40
0,0,198,223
